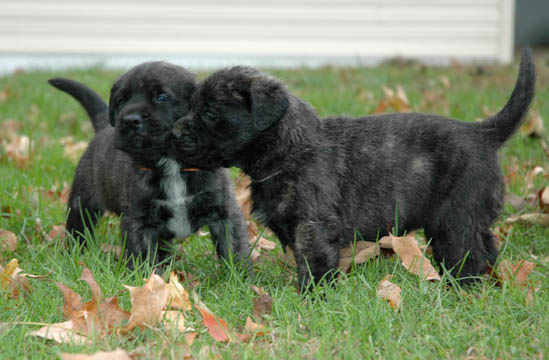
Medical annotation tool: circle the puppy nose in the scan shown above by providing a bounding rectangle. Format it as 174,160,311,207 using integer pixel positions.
121,114,142,130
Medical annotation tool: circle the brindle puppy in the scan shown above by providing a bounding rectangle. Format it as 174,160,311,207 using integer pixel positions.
171,48,535,290
49,63,250,269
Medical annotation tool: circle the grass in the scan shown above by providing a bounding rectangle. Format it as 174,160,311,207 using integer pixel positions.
1,51,549,359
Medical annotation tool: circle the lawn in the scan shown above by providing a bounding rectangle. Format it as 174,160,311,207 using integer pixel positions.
1,51,548,359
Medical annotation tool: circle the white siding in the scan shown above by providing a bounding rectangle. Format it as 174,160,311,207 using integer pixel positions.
0,0,515,67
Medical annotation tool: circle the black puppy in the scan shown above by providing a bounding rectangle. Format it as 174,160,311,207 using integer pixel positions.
49,62,250,268
172,48,536,289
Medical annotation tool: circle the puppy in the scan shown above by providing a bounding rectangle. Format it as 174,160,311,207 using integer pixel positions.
171,48,536,289
49,62,250,269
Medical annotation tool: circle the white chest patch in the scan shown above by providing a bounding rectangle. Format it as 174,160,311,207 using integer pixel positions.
157,158,193,239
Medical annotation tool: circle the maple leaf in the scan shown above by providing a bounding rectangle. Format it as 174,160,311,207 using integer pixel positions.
123,274,169,331
0,229,17,252
380,233,441,281
195,303,230,342
166,271,192,311
162,310,192,333
338,241,380,273
498,260,535,288
29,320,89,345
377,275,402,311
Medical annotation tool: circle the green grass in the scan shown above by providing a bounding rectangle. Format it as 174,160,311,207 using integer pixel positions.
1,51,549,359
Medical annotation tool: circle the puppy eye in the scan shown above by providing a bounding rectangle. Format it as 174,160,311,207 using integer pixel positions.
116,96,124,104
203,110,217,122
155,94,168,103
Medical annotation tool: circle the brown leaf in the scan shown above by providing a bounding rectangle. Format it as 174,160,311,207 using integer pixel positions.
2,134,32,168
60,348,132,360
123,274,169,331
538,187,549,213
195,303,230,342
100,244,122,259
30,320,89,345
374,85,410,114
381,233,441,281
250,285,272,320
256,237,276,251
234,173,252,222
59,136,88,163
499,260,535,288
166,272,191,311
525,166,544,191
0,259,31,298
48,224,66,242
0,229,17,252
162,310,190,333
506,213,549,227
338,241,380,273
377,275,401,311
244,316,266,336
0,119,20,141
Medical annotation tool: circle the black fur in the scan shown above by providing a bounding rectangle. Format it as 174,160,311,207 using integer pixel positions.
49,63,250,269
172,48,536,290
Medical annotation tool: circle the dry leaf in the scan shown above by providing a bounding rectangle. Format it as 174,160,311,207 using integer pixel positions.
59,136,88,163
506,213,549,227
525,166,544,191
0,119,20,141
244,316,266,335
374,85,410,113
48,224,66,242
2,134,32,168
42,182,70,204
234,173,252,221
0,259,31,298
250,285,272,320
381,233,441,281
30,320,89,345
162,310,190,333
100,244,122,258
60,348,132,360
499,260,535,288
195,304,230,342
0,230,17,252
167,272,191,311
377,275,401,311
256,237,276,251
338,241,380,273
123,274,169,331
538,187,549,213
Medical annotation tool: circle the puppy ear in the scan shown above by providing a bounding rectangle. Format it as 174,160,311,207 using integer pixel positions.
250,77,289,131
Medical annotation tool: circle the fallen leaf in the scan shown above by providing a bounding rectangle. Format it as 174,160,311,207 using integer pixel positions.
381,233,441,281
48,224,66,242
377,275,401,311
244,316,266,336
0,259,31,298
60,348,132,360
525,166,544,191
2,134,32,168
250,285,272,320
374,85,410,113
538,187,549,213
338,241,380,273
162,310,190,333
59,136,88,163
167,272,191,311
100,244,122,258
42,182,70,204
0,119,20,141
195,304,230,342
0,230,17,252
123,274,169,331
506,213,549,227
499,260,535,288
234,173,252,221
30,320,89,345
256,237,276,251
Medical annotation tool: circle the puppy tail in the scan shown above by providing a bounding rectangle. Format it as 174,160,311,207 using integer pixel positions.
479,47,536,146
48,77,109,132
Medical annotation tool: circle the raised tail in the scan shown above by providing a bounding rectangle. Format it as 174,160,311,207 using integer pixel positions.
48,78,109,132
479,47,536,145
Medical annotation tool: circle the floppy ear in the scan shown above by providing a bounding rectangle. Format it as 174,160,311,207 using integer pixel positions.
250,77,289,131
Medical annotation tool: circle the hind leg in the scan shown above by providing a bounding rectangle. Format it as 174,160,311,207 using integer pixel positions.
66,187,104,245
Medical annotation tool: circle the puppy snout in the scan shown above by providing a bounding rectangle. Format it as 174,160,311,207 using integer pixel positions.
121,114,143,130
172,119,187,138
